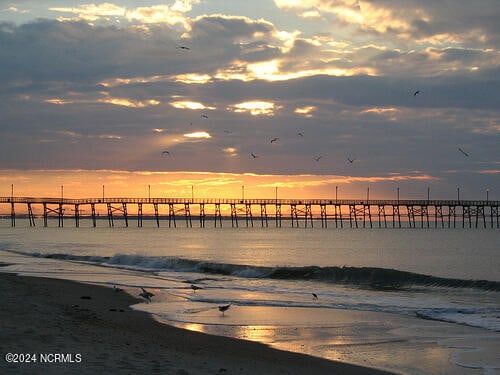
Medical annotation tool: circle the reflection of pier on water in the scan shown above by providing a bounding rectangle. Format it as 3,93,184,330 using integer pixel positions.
1,197,499,229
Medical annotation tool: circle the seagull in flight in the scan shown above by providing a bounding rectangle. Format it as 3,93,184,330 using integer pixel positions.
457,147,470,157
201,114,209,119
176,45,190,50
139,287,155,302
413,90,421,96
218,303,231,316
313,155,322,162
270,137,279,143
347,157,355,163
250,153,259,158
297,132,304,137
312,293,318,300
161,150,170,156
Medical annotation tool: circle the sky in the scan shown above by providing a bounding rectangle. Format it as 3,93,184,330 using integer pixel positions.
0,0,499,200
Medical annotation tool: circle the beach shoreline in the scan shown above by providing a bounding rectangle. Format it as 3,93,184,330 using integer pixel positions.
0,272,394,375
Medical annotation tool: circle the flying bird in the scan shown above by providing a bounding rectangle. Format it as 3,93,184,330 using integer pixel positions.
139,287,154,302
201,114,209,119
313,155,322,162
457,147,469,157
347,157,355,163
161,151,170,156
218,303,231,316
270,137,279,143
413,90,421,96
312,293,318,300
297,132,304,137
250,153,259,158
176,45,190,50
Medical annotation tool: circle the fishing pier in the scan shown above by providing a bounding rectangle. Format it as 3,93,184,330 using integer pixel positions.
1,197,499,229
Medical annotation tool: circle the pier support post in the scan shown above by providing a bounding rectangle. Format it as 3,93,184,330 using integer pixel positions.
27,203,35,227
214,203,222,227
107,203,114,227
184,203,192,227
260,204,268,227
378,205,387,228
349,204,357,228
199,203,205,228
91,203,97,227
153,203,160,227
122,203,128,228
74,204,80,228
230,203,238,227
320,204,327,228
43,203,48,227
275,204,282,227
245,203,253,227
305,204,313,227
168,203,176,228
10,202,15,227
137,203,143,227
290,204,299,228
58,203,64,227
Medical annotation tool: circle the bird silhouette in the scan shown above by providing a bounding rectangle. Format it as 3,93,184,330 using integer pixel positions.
457,147,469,157
297,132,304,137
347,157,355,163
250,153,259,158
139,287,154,302
413,90,421,96
313,155,322,162
162,151,170,156
201,114,208,119
270,137,279,143
312,293,318,300
176,45,190,50
218,303,231,316
191,284,202,292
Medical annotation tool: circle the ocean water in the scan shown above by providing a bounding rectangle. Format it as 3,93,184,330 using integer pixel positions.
0,218,498,374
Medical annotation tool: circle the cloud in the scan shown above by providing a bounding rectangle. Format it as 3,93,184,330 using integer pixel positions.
170,101,216,110
183,131,211,139
228,101,279,116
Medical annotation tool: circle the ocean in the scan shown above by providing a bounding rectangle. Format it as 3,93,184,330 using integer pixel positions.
0,218,498,374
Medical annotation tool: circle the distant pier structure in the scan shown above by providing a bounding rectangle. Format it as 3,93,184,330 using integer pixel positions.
1,197,499,229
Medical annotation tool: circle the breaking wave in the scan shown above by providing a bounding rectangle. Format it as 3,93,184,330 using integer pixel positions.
24,251,500,291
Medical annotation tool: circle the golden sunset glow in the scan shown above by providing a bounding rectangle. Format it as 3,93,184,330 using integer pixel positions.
229,101,278,116
183,131,211,139
170,101,215,110
1,1,497,201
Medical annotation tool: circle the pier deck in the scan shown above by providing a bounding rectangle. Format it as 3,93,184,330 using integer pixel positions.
1,197,499,229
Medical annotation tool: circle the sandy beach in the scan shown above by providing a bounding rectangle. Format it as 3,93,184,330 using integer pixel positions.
0,273,393,375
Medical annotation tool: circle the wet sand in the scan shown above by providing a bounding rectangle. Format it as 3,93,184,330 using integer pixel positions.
0,273,393,374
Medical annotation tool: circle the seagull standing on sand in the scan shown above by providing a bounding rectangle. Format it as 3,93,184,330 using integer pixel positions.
139,287,154,302
218,304,231,316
